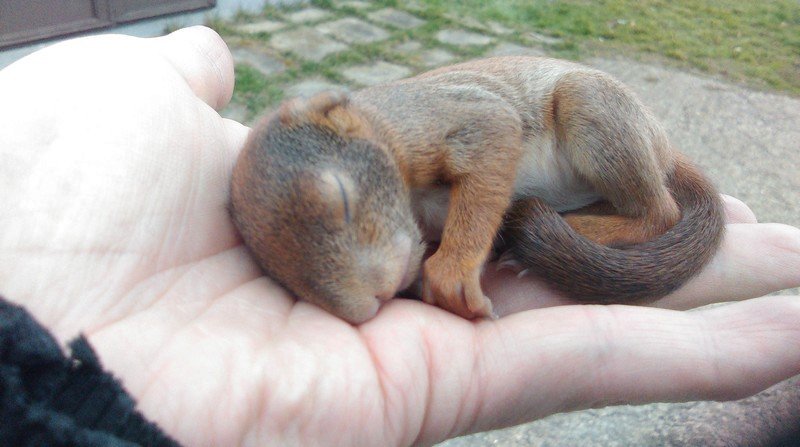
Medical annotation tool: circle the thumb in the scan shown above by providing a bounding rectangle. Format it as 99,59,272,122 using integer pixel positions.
150,26,235,111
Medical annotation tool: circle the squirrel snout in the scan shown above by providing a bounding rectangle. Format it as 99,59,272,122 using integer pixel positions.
336,297,382,325
349,231,423,319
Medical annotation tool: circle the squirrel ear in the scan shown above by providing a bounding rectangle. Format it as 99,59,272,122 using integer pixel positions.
296,169,359,228
279,90,350,127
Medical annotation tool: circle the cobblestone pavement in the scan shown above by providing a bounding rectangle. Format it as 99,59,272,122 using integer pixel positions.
218,2,561,123
215,2,800,446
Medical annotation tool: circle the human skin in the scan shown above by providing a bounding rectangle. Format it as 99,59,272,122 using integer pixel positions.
1,26,799,447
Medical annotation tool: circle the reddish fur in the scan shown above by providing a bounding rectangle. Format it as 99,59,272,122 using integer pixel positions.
230,57,725,322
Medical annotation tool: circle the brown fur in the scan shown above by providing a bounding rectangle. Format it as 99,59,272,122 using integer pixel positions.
230,56,725,322
500,155,724,302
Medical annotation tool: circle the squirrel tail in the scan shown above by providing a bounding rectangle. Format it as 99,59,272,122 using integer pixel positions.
501,157,725,302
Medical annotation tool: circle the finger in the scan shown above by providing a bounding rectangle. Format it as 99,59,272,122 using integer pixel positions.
656,223,800,310
721,194,757,224
481,267,572,316
422,296,800,441
151,26,235,111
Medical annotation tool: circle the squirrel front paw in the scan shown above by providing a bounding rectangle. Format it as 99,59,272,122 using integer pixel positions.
422,253,495,320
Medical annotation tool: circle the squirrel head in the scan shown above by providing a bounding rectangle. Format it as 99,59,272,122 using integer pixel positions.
231,93,424,323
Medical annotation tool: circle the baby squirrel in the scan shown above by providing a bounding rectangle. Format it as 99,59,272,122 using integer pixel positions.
230,56,725,324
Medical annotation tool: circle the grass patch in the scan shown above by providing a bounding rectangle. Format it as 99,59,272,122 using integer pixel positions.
231,64,285,117
423,0,800,94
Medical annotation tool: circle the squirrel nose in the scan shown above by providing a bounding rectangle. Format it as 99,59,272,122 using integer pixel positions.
339,296,381,324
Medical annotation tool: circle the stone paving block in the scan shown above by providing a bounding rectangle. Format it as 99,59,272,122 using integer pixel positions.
443,13,486,31
402,0,427,12
286,7,332,24
394,40,423,53
486,21,514,35
442,14,514,36
334,0,372,10
436,29,494,46
411,49,456,68
341,61,412,86
231,47,286,76
286,78,347,98
487,42,547,58
220,103,249,123
270,28,348,62
418,48,456,67
524,31,563,45
317,18,390,44
393,40,455,67
367,8,426,29
235,20,287,34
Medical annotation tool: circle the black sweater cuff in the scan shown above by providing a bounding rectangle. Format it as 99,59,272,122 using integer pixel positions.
0,297,180,446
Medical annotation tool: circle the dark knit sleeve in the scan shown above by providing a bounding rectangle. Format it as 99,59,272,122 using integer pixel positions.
0,297,181,447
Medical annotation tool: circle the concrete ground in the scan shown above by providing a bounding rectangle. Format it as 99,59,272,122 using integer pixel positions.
2,1,798,446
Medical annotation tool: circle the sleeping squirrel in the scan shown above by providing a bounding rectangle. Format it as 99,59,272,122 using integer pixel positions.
230,56,725,324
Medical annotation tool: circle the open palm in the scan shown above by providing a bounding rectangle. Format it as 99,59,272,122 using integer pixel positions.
2,27,800,447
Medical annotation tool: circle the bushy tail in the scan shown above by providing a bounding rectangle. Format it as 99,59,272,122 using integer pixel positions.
501,158,725,302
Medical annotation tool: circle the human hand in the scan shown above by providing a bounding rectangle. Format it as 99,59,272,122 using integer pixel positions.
2,27,800,447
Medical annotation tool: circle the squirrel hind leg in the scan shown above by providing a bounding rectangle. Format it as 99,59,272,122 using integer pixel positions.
558,181,680,246
562,200,681,247
562,211,662,247
553,73,681,247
